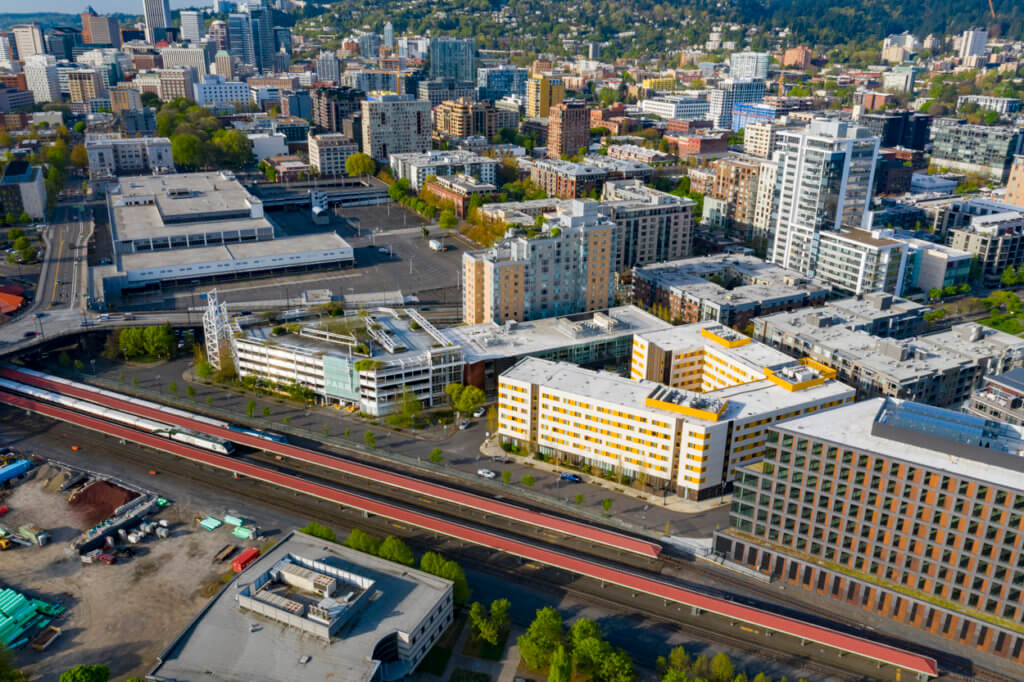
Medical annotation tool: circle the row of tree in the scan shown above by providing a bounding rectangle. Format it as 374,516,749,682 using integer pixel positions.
519,608,635,682
101,325,178,361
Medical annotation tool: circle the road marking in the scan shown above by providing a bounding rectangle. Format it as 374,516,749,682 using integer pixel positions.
50,232,65,305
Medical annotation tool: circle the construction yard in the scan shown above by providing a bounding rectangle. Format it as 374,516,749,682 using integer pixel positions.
0,461,267,680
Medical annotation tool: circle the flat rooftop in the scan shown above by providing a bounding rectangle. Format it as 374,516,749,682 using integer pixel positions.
119,232,352,275
445,306,672,363
986,367,1024,394
149,530,452,682
776,398,1024,491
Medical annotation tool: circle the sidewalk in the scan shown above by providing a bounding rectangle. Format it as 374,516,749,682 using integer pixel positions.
479,438,731,515
419,622,524,682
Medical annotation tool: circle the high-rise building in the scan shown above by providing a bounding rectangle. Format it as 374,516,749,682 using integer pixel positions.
307,133,359,176
743,121,776,158
769,119,879,277
462,200,616,324
360,94,431,161
67,69,106,103
81,9,120,47
857,112,931,151
109,85,142,113
525,74,564,118
417,78,476,108
959,27,988,59
273,27,292,54
11,24,45,59
214,50,233,79
716,397,1024,662
358,33,380,59
208,21,229,51
194,74,249,108
389,150,498,190
601,179,695,269
1007,156,1024,208
160,46,209,77
547,99,590,159
245,0,274,73
709,78,765,130
729,51,769,80
315,50,341,85
180,10,204,44
383,22,394,50
143,0,172,32
476,64,529,102
227,13,255,68
311,86,364,133
709,154,762,237
429,37,474,82
43,26,82,61
23,54,59,105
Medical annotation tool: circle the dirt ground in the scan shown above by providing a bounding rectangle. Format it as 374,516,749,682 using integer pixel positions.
0,467,262,681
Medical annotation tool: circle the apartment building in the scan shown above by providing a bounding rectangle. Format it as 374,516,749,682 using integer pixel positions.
308,133,358,177
770,119,880,277
462,200,616,324
109,86,142,114
417,79,476,108
423,175,497,218
815,228,911,295
931,122,1023,182
232,309,462,418
311,86,365,134
389,149,498,190
967,368,1024,426
709,79,766,131
360,95,432,162
498,322,853,499
743,122,776,158
1008,156,1024,208
947,203,1024,287
606,145,675,165
634,253,832,328
477,64,529,101
67,69,106,104
160,47,209,77
956,96,1023,115
528,159,607,199
194,74,249,108
709,154,762,237
429,37,474,82
432,98,518,140
751,158,778,240
601,179,695,270
525,74,564,118
85,134,174,180
547,99,590,160
857,112,931,150
716,397,1024,665
754,310,1024,406
730,52,769,80
23,55,59,105
669,132,729,157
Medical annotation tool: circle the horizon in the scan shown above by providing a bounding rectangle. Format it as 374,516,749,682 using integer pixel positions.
0,1,211,13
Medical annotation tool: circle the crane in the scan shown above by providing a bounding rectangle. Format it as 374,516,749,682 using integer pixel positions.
989,0,996,19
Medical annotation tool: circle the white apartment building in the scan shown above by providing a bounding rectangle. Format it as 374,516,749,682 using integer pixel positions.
639,96,709,120
498,322,854,499
959,28,988,59
769,118,880,276
751,158,778,239
180,10,204,43
360,95,432,162
11,25,44,59
729,51,769,80
815,228,910,295
308,133,359,176
709,79,765,130
194,74,250,108
23,54,59,104
85,134,174,180
389,150,498,190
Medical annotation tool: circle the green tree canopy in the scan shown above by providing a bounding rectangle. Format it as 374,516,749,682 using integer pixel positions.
343,528,382,554
444,383,486,415
58,665,109,682
377,535,415,566
517,607,563,670
345,152,376,178
172,133,207,170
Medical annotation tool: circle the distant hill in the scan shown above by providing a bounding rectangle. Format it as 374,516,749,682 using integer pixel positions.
0,12,139,32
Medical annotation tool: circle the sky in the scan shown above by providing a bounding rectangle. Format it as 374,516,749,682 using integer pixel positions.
0,0,211,13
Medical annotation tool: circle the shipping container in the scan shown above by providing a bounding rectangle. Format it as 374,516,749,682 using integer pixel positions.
232,547,259,573
223,514,244,527
232,526,254,540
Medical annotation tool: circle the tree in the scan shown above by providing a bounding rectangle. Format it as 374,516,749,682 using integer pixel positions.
186,385,196,400
928,287,942,301
58,350,72,368
12,236,28,251
547,645,572,682
487,406,498,433
599,648,635,682
172,133,206,169
70,143,88,169
247,400,256,418
58,666,110,682
469,598,510,645
168,381,178,394
344,528,382,554
428,447,443,464
377,535,415,566
522,474,535,487
142,324,176,358
1002,266,1019,287
262,406,270,417
211,128,254,168
517,607,563,670
668,645,690,672
345,152,376,179
573,493,585,505
710,652,734,682
73,121,85,134
444,383,486,415
364,431,376,448
502,470,512,484
602,497,613,513
397,388,422,424
301,521,336,542
439,209,457,229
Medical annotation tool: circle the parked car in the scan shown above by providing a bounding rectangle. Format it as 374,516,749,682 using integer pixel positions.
492,455,512,464
458,420,471,431
560,473,582,483
476,468,497,479
473,407,486,418
22,331,37,338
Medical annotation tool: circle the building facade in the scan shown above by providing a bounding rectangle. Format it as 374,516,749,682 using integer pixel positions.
547,99,590,159
360,95,432,162
85,134,174,180
389,150,498,190
308,133,358,176
931,123,1023,182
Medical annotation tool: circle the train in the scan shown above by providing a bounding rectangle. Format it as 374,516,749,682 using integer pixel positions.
0,367,289,447
0,378,235,455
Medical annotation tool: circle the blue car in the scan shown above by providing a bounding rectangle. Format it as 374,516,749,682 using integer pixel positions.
560,473,582,483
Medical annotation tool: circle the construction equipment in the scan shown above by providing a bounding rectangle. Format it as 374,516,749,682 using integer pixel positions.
0,538,13,551
989,0,996,18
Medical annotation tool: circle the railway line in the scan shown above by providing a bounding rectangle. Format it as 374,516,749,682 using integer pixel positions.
0,380,940,680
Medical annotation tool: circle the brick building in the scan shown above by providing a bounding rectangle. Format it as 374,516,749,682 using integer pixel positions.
547,99,590,159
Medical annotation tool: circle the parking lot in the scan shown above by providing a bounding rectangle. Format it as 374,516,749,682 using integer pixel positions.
120,202,464,311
